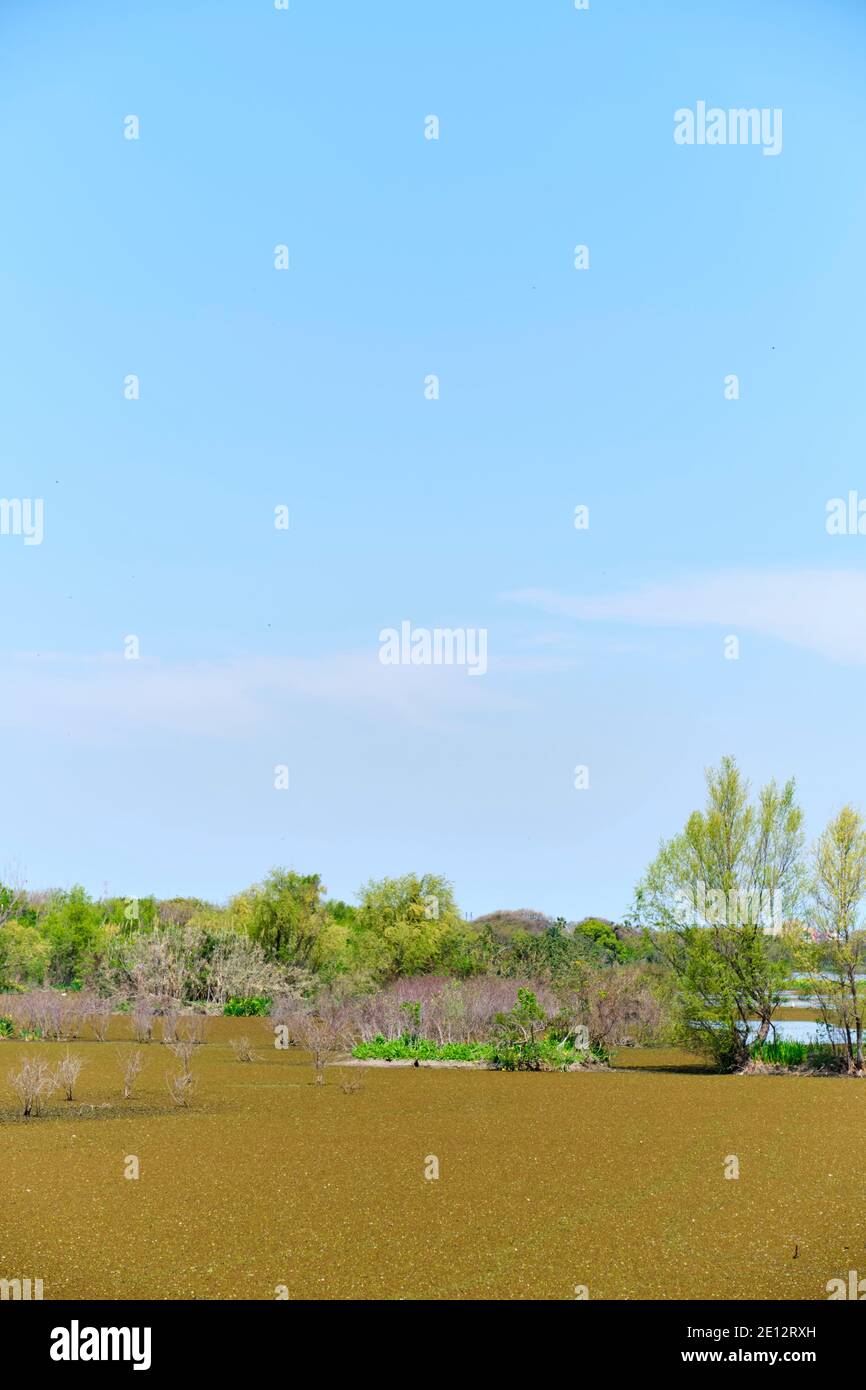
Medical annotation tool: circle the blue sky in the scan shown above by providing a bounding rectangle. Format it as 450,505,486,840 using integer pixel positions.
2,0,866,919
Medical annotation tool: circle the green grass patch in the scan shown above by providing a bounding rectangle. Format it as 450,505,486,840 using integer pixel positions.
223,996,272,1017
750,1038,838,1067
352,1037,494,1062
351,1033,602,1068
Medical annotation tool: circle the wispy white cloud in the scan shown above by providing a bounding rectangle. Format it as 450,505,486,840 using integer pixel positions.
0,650,521,741
506,570,866,665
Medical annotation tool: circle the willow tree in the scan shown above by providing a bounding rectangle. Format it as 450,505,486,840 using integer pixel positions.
232,870,340,975
353,873,464,979
633,756,804,1069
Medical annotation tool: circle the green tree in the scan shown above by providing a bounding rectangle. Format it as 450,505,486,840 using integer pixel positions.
234,870,346,978
572,918,631,964
0,921,51,988
353,873,464,978
41,886,109,986
799,806,866,1072
492,988,548,1070
504,986,546,1041
634,756,804,1068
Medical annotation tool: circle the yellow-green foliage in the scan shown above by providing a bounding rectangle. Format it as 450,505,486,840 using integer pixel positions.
352,874,465,979
0,921,51,988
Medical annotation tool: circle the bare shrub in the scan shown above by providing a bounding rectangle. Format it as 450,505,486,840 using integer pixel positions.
340,1069,366,1095
111,922,309,1007
0,993,19,1029
169,1039,195,1076
85,995,113,1042
54,1049,85,1101
268,998,312,1046
347,977,560,1046
205,933,303,1005
21,989,67,1040
118,930,192,1001
229,1036,257,1063
159,1001,181,1044
55,994,85,1040
295,1003,352,1086
5,989,87,1041
178,1013,206,1046
118,1049,145,1099
572,965,665,1050
335,971,665,1054
166,1069,195,1107
132,998,154,1043
2,992,35,1037
82,989,126,1039
8,1057,56,1116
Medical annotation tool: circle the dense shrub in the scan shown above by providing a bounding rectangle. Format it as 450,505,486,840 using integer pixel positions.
224,995,271,1017
349,988,609,1070
110,924,305,1006
345,976,561,1045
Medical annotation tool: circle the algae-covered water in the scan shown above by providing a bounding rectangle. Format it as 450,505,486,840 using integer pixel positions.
1,1023,862,1300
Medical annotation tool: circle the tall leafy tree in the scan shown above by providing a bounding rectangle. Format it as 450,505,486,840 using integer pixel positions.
41,886,110,986
353,873,464,978
634,756,804,1068
234,870,335,971
799,806,866,1072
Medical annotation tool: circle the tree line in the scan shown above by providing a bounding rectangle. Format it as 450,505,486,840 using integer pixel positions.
3,754,865,1073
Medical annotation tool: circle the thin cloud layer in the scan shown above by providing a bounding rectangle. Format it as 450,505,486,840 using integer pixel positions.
507,571,866,665
0,651,522,741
